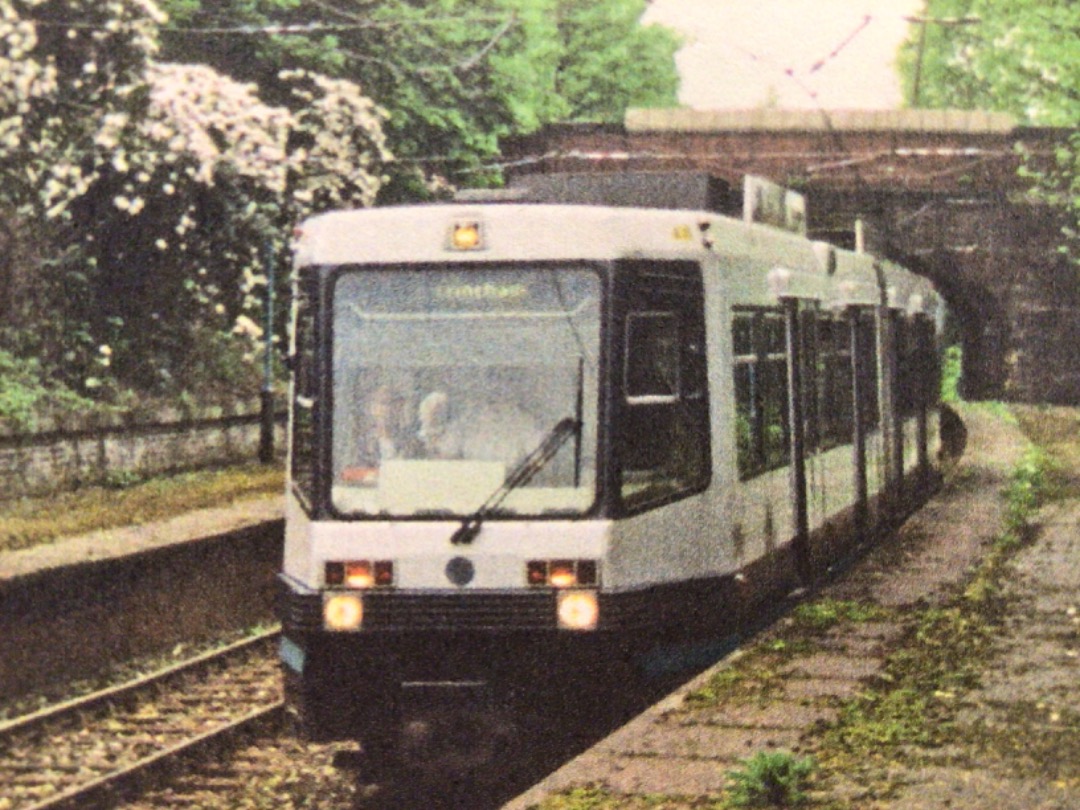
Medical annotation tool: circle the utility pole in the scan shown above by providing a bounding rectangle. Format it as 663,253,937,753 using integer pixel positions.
259,236,276,464
905,15,981,107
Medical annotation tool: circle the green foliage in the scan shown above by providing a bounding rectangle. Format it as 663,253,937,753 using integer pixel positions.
1018,131,1080,269
831,687,939,750
1001,444,1050,545
790,599,886,634
940,344,962,404
0,349,96,431
155,0,680,198
898,1,1080,269
535,785,621,809
1,0,388,402
899,1,1079,126
725,751,816,808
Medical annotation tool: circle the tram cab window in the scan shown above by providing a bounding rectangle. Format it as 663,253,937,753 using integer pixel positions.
328,265,600,518
615,261,710,513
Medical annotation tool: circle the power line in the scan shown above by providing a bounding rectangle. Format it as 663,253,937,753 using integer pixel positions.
807,14,872,74
26,16,511,36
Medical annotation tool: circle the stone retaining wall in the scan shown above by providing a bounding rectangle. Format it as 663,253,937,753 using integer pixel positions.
0,401,286,499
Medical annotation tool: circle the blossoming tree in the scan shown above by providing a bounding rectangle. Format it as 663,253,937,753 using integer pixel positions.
1,0,388,400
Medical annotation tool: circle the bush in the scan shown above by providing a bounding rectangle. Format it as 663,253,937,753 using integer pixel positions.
726,751,816,807
0,349,96,431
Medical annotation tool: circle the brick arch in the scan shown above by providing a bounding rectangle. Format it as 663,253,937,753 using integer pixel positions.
891,250,1007,401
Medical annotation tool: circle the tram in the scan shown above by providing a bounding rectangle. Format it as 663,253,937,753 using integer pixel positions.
277,172,946,769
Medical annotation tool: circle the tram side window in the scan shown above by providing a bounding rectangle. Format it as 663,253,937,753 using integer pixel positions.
920,318,941,408
626,314,679,399
800,308,820,452
815,315,854,450
617,262,710,513
733,308,790,479
896,318,918,417
901,316,939,412
855,313,880,429
290,278,317,506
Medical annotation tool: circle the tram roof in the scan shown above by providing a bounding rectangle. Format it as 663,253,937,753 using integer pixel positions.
294,202,943,318
295,202,810,267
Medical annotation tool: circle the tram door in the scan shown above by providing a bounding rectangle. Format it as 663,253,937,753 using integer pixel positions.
785,301,862,578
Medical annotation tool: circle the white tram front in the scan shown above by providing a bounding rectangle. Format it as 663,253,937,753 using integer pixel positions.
277,173,946,760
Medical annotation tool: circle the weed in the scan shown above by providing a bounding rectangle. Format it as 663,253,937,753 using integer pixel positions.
533,785,708,809
683,654,790,709
1001,444,1050,544
790,599,887,634
725,751,816,808
102,469,145,490
830,687,939,751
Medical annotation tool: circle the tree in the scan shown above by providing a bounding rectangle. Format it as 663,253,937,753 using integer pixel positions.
1,0,167,390
154,0,680,199
899,1,1080,267
900,0,1079,124
0,0,679,415
1,0,388,403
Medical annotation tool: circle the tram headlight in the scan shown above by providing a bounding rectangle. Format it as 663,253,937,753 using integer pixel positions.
323,593,364,632
557,590,599,631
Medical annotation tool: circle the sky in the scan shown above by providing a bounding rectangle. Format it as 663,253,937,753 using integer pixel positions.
642,0,925,110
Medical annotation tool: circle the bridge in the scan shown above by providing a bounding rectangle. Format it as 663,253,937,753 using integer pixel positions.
504,109,1079,404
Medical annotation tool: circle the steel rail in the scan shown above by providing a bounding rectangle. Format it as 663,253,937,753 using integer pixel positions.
0,626,283,810
21,703,285,810
0,626,280,739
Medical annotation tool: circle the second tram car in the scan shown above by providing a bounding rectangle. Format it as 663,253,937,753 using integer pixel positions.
277,172,946,769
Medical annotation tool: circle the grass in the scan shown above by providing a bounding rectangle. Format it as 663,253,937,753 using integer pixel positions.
1012,405,1080,501
789,599,889,634
682,600,888,712
0,463,284,554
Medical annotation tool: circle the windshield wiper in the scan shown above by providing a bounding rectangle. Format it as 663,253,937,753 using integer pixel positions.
450,417,581,546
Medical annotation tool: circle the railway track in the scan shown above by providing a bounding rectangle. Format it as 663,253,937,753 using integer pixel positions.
0,629,285,810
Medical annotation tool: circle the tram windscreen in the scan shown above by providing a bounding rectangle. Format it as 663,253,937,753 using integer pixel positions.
331,266,601,517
